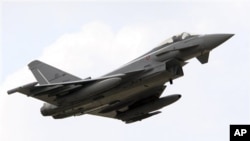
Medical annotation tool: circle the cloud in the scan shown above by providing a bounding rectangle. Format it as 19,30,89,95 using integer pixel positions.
35,21,151,77
1,1,250,141
0,21,153,141
1,18,249,140
1,20,217,140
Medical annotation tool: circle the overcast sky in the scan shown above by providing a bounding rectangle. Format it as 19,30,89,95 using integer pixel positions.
1,0,250,141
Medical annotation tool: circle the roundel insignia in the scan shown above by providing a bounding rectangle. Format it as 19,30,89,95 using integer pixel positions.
145,55,150,60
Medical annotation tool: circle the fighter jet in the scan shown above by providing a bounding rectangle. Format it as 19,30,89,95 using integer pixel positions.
7,32,233,123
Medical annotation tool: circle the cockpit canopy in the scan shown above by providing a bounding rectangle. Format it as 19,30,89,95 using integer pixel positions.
158,32,197,47
132,32,198,61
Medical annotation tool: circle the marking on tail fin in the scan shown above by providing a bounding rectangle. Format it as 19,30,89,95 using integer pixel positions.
37,69,50,84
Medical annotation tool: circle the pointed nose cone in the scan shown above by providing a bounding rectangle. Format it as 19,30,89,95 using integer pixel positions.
204,34,234,50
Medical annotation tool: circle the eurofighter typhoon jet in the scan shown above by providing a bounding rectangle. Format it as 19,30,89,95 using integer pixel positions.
8,32,233,123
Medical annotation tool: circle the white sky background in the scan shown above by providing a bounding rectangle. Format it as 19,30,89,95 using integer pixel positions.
1,0,250,141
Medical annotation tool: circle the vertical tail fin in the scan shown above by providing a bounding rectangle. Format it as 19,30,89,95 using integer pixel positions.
28,60,81,85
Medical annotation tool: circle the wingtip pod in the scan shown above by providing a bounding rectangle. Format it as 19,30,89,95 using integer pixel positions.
7,88,18,95
7,82,38,95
